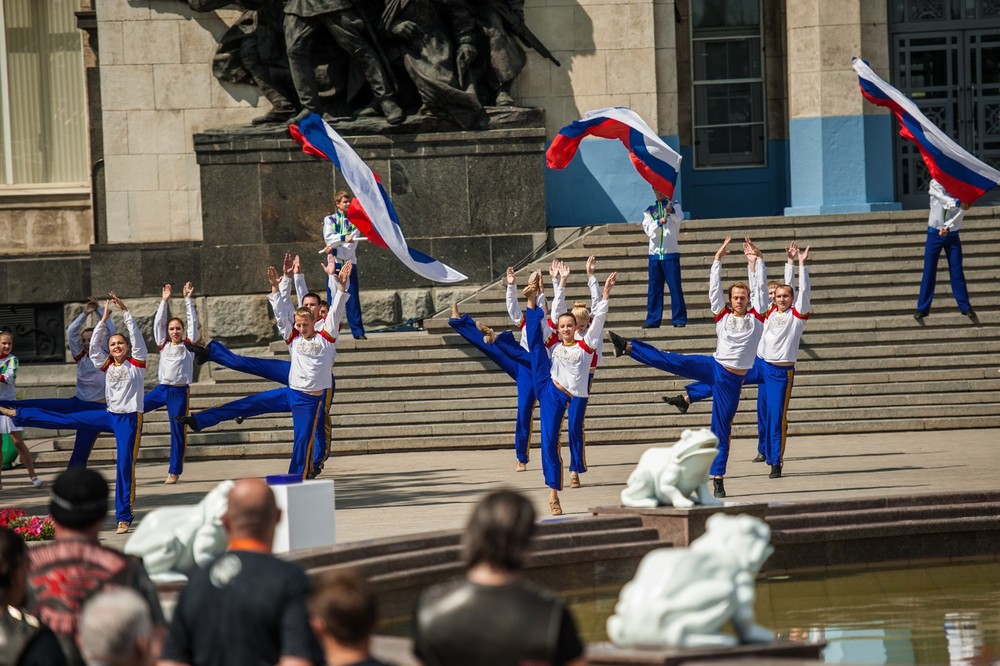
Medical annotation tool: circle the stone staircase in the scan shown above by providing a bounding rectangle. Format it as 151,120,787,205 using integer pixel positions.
24,206,1000,465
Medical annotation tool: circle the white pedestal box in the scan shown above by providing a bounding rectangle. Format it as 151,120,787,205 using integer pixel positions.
269,479,336,553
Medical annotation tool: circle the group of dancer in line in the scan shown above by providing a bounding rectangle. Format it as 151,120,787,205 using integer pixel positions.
450,218,811,511
0,254,354,535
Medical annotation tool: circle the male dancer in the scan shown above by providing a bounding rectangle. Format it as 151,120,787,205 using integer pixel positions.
609,237,767,498
179,260,351,479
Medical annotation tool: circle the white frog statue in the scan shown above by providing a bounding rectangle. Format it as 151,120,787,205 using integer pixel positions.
124,480,234,583
620,428,723,509
607,513,775,649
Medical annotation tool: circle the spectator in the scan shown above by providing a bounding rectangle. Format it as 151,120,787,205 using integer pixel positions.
308,568,391,666
0,527,66,665
413,490,586,666
160,478,323,666
78,588,156,666
25,469,164,666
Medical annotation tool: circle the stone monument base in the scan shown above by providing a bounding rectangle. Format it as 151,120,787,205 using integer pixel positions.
586,640,826,665
591,504,768,547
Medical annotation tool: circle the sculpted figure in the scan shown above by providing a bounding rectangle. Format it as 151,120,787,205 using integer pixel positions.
382,0,485,129
620,428,723,509
123,481,235,583
607,513,775,648
283,0,405,124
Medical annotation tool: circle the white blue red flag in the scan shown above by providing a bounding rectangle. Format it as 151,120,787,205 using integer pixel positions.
853,57,1000,206
546,107,682,199
289,114,467,283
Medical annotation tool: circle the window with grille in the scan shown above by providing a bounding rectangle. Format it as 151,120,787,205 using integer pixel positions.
690,0,767,168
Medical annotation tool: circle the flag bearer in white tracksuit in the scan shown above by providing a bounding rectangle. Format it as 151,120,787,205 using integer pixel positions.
322,191,366,339
521,269,616,516
143,281,199,485
642,189,686,328
915,179,975,320
177,260,351,479
609,237,767,499
3,293,147,534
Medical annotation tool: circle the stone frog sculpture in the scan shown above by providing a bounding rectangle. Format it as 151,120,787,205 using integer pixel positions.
620,428,723,509
124,480,234,583
607,513,775,649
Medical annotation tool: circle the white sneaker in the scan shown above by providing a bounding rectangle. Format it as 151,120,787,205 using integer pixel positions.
31,477,42,488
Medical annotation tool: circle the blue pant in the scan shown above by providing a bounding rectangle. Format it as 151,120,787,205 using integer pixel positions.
0,397,104,468
645,254,687,327
330,261,365,338
759,361,795,466
205,340,333,470
685,358,767,455
525,306,570,491
566,375,595,473
190,387,322,478
629,340,744,477
13,408,141,523
451,317,537,464
917,228,971,314
143,384,190,475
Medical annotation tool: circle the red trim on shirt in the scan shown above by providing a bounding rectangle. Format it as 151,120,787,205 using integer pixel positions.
750,309,765,323
590,353,599,369
285,329,300,346
714,307,731,323
764,304,777,319
100,358,113,372
547,319,557,330
0,376,5,383
158,342,167,352
73,351,86,363
792,308,810,320
545,333,560,349
319,330,336,343
128,358,146,368
518,317,526,330
578,339,595,355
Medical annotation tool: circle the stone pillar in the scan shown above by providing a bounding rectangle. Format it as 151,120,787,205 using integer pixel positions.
784,0,900,215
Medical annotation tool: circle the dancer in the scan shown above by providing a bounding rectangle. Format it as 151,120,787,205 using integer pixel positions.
0,297,114,469
0,328,42,489
178,260,352,479
522,268,615,515
609,237,766,498
321,190,366,340
448,266,548,472
143,282,198,485
187,255,339,478
915,179,976,322
2,292,147,533
642,188,687,328
663,242,799,467
549,257,602,489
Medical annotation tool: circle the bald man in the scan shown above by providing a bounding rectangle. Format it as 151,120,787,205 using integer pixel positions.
161,479,323,666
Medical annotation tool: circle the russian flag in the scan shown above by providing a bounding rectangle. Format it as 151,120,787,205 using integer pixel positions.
289,114,468,283
853,57,1000,206
546,107,682,199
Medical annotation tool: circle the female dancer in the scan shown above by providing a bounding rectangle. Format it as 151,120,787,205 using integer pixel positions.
1,292,147,533
143,282,198,485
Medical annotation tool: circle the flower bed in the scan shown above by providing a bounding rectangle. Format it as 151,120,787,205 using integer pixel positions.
0,507,55,541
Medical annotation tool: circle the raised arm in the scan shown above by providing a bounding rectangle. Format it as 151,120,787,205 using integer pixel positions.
583,272,616,349
111,292,147,362
504,267,522,324
796,247,811,314
183,282,199,342
323,258,351,337
709,237,731,315
290,254,308,305
743,237,767,314
783,241,797,289
267,266,295,340
68,297,98,359
549,261,568,319
154,284,171,347
89,301,112,369
586,256,600,309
